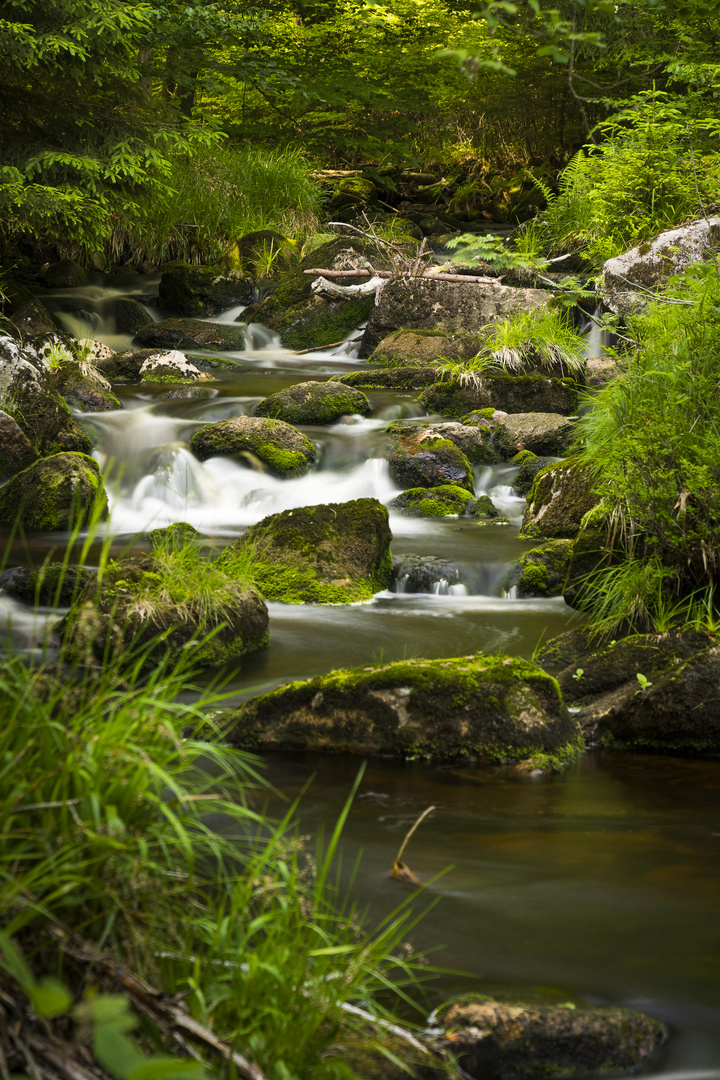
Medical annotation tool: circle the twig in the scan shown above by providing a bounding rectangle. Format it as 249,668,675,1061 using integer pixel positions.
292,337,362,355
302,268,497,284
241,295,271,326
614,274,696,305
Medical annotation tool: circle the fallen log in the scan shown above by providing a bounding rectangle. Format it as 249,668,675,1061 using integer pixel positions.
303,268,498,284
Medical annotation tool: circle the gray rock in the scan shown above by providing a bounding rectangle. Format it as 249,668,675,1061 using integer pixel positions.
492,412,576,458
134,319,246,351
139,351,214,383
387,430,475,491
368,329,483,367
421,375,578,417
520,458,599,540
391,554,465,593
0,410,38,477
415,421,499,464
115,297,153,334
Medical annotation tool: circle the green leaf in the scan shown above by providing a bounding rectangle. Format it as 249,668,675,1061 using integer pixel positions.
128,1058,206,1080
93,1024,145,1080
30,977,73,1018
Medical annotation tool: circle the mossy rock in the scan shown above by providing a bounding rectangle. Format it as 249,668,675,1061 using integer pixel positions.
158,263,253,317
327,175,378,210
234,229,293,272
335,366,439,390
512,453,553,497
54,360,122,412
255,380,371,425
0,563,93,606
0,409,38,477
224,654,583,766
506,540,573,597
411,420,499,465
336,1031,447,1080
367,328,482,368
435,996,666,1080
114,298,153,335
45,259,88,288
390,484,475,517
266,293,374,352
0,453,108,531
421,375,578,418
146,521,201,547
219,497,392,604
92,348,155,381
60,550,269,669
134,319,246,352
139,351,215,384
190,415,316,477
388,432,474,491
0,336,93,457
520,458,599,540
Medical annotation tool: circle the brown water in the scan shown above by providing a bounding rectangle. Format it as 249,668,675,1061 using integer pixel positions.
3,275,718,1073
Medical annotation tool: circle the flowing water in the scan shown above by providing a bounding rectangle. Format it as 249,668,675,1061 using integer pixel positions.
3,274,719,1072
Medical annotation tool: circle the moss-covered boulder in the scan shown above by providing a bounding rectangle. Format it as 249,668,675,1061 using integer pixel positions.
190,415,316,477
114,298,153,335
492,412,576,458
219,498,392,604
45,259,88,288
61,543,269,668
224,654,582,766
414,420,499,465
0,337,92,459
562,504,617,611
336,1031,446,1080
520,458,599,540
511,452,553,497
0,563,93,606
367,329,482,368
390,484,474,517
158,263,253,317
335,367,439,390
506,540,573,597
255,380,371,425
0,453,108,530
134,319,246,351
53,359,122,412
139,351,215,384
421,375,578,418
0,410,38,477
388,431,474,491
435,996,665,1080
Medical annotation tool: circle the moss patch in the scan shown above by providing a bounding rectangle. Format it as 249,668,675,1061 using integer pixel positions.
0,452,108,531
255,380,371,425
388,432,474,491
520,457,599,540
190,415,316,477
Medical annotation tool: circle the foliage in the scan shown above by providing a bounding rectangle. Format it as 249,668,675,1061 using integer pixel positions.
444,230,550,272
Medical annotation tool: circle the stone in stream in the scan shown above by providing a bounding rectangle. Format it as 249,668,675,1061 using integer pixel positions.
433,995,666,1080
391,554,465,593
390,486,508,523
519,458,599,540
158,262,254,317
387,429,474,491
114,297,153,335
255,380,371,425
359,278,552,356
505,540,573,598
412,420,499,464
491,411,576,458
367,328,483,367
190,415,316,477
224,654,583,767
511,452,552,497
335,366,439,390
0,453,108,530
421,374,579,417
0,336,92,464
0,563,94,606
139,351,215,383
60,537,269,668
44,258,89,288
9,297,61,338
219,498,392,604
134,318,246,351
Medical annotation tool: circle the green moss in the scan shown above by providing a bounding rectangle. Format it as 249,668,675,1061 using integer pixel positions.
255,381,371,425
0,452,108,530
271,295,374,351
512,449,538,465
256,443,306,473
391,484,474,517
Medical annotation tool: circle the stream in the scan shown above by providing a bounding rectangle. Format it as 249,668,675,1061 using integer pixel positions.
3,272,719,1073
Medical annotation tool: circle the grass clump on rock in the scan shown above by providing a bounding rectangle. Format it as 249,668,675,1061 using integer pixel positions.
226,653,584,769
190,415,316,477
220,498,392,604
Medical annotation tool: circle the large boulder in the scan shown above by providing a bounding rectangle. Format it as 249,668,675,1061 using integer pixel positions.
0,336,92,462
434,996,665,1080
158,263,254,317
367,329,483,367
224,654,583,766
134,319,246,351
139,351,214,384
61,540,268,668
93,347,155,381
219,498,392,604
421,375,578,418
255,381,371,425
360,279,552,356
0,453,108,530
9,298,60,338
506,540,573,597
190,415,316,477
391,554,465,593
114,298,153,335
511,452,553,496
491,412,576,458
0,563,93,606
598,216,720,316
45,259,88,288
520,459,599,540
387,430,474,491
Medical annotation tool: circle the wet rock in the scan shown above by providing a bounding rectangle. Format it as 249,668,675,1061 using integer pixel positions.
190,415,316,477
45,259,88,288
0,410,38,477
391,485,474,517
158,262,253,317
520,458,599,540
421,375,578,418
139,350,215,384
134,318,246,351
51,355,122,412
387,430,474,491
506,540,573,597
9,298,60,338
360,279,551,356
368,329,482,367
93,347,155,381
255,380,371,425
435,995,666,1080
0,336,92,460
219,498,392,604
492,412,576,458
598,216,720,316
224,654,582,766
415,420,499,465
391,554,465,593
0,563,93,606
586,356,621,387
336,367,439,390
0,452,108,530
61,546,268,669
146,521,201,547
511,452,552,497
115,297,153,335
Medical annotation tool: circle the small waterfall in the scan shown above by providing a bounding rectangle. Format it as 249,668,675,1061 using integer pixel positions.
582,306,610,358
475,464,527,525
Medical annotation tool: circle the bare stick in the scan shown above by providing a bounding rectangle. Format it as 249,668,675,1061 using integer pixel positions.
394,805,435,867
